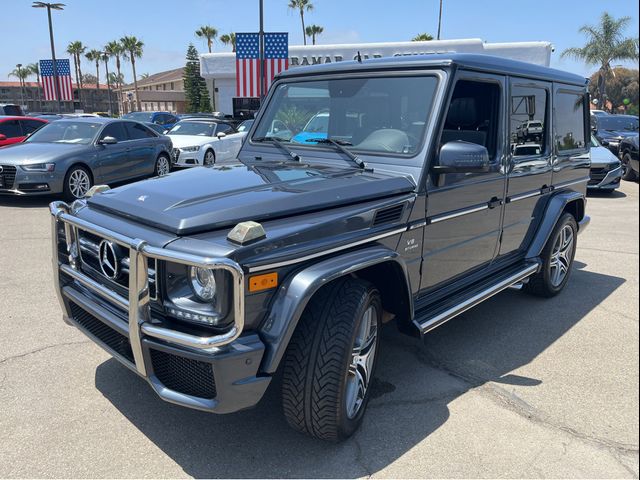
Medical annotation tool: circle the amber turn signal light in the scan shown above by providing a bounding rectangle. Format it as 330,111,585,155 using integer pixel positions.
249,272,278,292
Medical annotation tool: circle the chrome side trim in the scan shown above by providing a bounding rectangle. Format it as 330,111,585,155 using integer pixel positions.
428,204,488,224
248,227,408,273
508,190,540,203
415,263,539,334
407,220,427,230
554,177,590,189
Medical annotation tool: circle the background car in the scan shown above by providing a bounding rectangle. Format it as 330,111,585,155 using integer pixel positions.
591,114,639,155
588,135,622,192
0,116,48,147
236,119,254,132
144,122,169,135
590,109,609,116
122,111,179,130
0,118,172,200
0,104,23,116
166,119,245,167
618,134,639,181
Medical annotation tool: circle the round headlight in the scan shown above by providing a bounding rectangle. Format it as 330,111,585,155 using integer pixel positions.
189,267,217,302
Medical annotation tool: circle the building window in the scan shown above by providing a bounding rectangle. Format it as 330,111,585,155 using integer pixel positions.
170,82,174,90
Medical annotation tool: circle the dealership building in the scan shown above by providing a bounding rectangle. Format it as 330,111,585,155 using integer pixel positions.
200,38,554,114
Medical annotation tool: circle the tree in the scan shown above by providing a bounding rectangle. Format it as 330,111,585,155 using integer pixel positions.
288,0,313,45
105,40,125,114
412,33,434,41
66,41,86,89
195,25,218,53
562,12,638,105
183,44,212,113
305,25,324,45
82,73,98,85
9,67,28,106
589,67,639,112
85,49,102,89
107,72,125,86
121,36,144,110
220,33,236,52
27,63,42,110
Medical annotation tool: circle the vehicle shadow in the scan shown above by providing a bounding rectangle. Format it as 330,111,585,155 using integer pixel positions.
587,189,627,199
95,264,624,478
0,195,56,209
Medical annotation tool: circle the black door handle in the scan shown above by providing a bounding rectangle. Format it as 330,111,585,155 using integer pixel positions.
488,197,502,209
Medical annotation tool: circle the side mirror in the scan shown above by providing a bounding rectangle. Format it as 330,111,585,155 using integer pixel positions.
432,141,490,174
216,132,227,139
0,134,7,141
98,136,118,145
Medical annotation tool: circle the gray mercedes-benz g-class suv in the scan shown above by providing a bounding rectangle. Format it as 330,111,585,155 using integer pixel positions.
50,54,591,441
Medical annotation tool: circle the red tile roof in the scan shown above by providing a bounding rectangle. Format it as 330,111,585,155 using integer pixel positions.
0,81,109,90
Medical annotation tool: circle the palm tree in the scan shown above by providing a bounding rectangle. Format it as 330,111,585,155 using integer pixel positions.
105,40,125,113
412,33,434,41
140,73,150,79
27,63,42,110
195,25,218,53
107,72,124,86
562,12,638,108
9,66,29,107
85,49,102,89
305,25,323,45
121,35,144,111
288,0,313,45
66,41,86,89
220,33,236,52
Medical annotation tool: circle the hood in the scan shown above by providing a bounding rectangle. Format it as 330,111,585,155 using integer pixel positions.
167,135,214,148
597,130,637,141
87,161,416,235
590,145,621,168
0,142,89,165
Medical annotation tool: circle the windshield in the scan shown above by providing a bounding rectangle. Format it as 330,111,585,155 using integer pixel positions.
167,122,215,136
25,121,101,144
123,112,155,122
252,75,439,158
596,116,639,131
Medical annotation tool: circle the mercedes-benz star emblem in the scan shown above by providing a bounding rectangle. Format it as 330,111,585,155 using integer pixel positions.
98,240,119,280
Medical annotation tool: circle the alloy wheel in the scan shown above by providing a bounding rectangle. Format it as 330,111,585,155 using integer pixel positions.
68,169,91,198
549,224,574,287
156,156,170,176
204,151,215,166
345,305,378,419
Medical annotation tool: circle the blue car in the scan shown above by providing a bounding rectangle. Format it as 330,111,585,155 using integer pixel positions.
122,111,179,130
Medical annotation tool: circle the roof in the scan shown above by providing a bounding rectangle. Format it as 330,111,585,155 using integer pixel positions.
0,115,47,122
120,67,184,89
53,117,115,124
277,53,587,86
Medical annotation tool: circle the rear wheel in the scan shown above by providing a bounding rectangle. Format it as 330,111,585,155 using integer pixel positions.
622,153,638,181
281,277,381,441
524,213,577,297
154,154,171,176
63,165,92,201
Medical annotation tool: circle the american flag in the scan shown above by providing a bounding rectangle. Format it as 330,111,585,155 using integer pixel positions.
39,59,73,101
236,32,289,98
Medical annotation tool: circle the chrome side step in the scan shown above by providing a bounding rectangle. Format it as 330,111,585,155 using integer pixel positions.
414,262,539,335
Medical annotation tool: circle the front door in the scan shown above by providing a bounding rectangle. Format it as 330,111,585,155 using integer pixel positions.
96,122,131,183
420,74,507,291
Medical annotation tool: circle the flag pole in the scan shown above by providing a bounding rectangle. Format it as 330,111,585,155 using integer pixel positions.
258,0,265,100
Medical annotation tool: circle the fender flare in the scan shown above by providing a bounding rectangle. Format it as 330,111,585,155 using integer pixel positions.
525,190,585,259
258,246,412,374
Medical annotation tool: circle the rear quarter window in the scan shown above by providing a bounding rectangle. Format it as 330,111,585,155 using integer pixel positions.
555,91,587,152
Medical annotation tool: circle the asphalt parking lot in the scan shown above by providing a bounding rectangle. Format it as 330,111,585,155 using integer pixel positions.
0,181,638,478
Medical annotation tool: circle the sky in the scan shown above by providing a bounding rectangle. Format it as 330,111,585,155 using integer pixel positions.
1,0,638,83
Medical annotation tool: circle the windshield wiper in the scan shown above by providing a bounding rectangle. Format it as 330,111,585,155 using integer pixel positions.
253,136,300,162
305,138,367,170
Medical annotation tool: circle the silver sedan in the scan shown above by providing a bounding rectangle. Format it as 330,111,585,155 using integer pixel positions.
0,118,172,200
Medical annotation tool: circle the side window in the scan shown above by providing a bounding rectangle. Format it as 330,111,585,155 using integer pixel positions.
99,122,128,142
555,91,587,152
510,85,547,158
216,124,234,134
441,80,501,159
0,120,23,138
125,122,156,140
21,120,46,135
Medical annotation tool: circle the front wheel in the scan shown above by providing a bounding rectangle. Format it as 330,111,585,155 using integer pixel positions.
622,153,638,181
281,277,382,441
203,149,215,166
63,165,92,201
524,213,577,297
154,154,171,176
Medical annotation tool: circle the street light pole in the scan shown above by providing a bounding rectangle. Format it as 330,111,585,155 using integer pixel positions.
32,2,65,113
258,0,265,100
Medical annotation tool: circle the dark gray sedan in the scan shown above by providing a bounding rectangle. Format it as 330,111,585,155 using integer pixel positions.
0,118,172,200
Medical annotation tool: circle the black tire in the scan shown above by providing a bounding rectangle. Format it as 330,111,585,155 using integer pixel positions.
203,149,215,166
621,153,638,181
63,165,92,201
154,153,171,176
524,212,578,297
281,277,382,442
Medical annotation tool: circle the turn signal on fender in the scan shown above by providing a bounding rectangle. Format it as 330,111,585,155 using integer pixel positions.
249,272,278,292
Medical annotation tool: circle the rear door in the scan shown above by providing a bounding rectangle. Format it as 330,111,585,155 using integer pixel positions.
124,122,158,176
96,122,131,182
421,73,507,291
499,78,553,257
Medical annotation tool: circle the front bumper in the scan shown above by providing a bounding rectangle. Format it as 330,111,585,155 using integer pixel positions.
50,201,270,413
587,165,622,190
0,165,63,195
171,148,202,168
